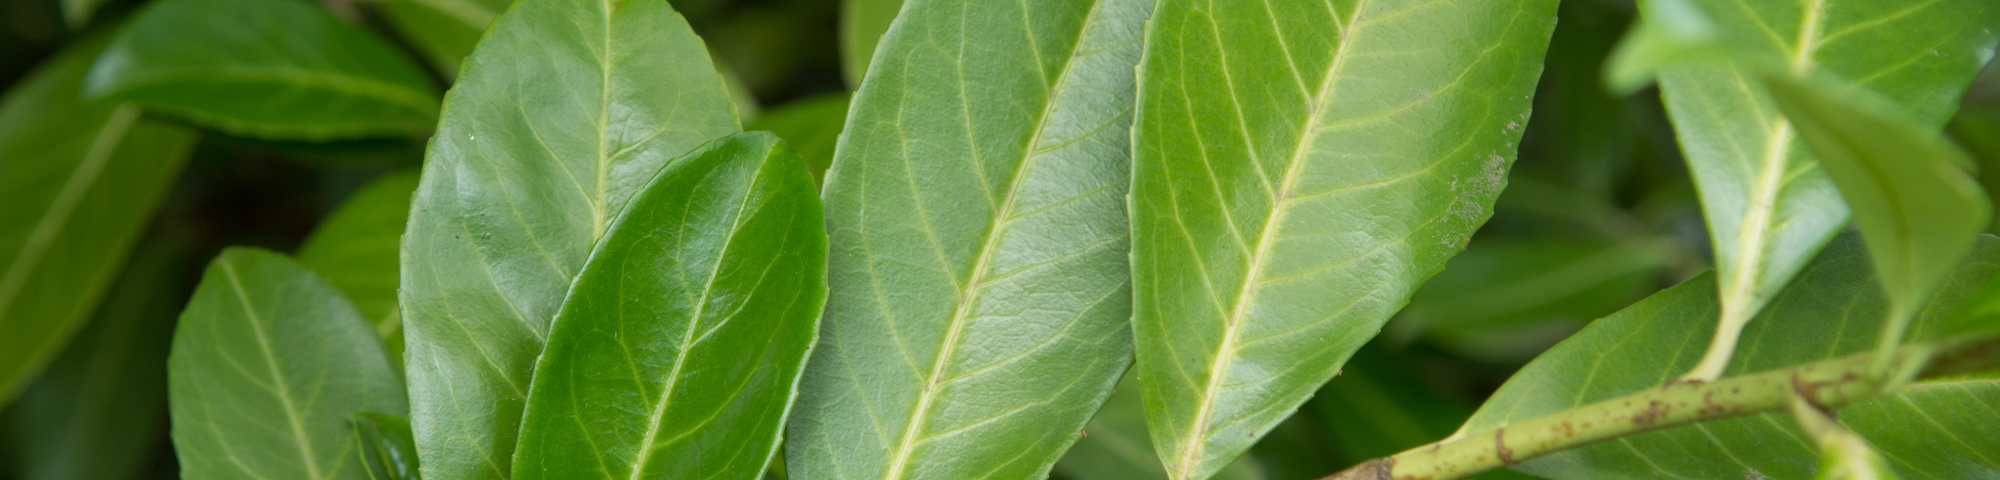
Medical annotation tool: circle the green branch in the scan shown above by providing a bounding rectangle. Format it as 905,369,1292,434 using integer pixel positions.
1319,337,2000,480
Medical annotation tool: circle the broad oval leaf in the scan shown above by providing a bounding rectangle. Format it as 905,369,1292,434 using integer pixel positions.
397,0,739,477
0,35,197,405
1643,0,1997,378
510,132,825,479
786,0,1151,477
1128,1,1559,477
86,0,440,140
168,248,405,480
2,242,189,480
1463,234,2000,479
297,170,420,347
745,93,849,185
837,0,901,89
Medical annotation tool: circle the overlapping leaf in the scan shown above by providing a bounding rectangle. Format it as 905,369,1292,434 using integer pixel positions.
168,248,405,480
837,0,901,88
745,93,848,185
86,0,439,140
397,0,739,477
297,170,420,351
511,132,825,480
0,35,196,405
375,0,511,76
1464,234,2000,479
1127,1,1559,477
1641,0,1998,379
786,0,1150,477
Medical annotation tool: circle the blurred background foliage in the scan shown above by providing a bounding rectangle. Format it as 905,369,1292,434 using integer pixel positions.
0,0,1995,478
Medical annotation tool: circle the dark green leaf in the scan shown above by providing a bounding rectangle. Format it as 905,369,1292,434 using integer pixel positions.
1463,234,2000,479
1052,376,1270,480
1629,0,1997,379
0,34,197,405
297,170,419,354
838,0,900,89
1763,76,1990,327
1304,348,1538,480
1127,1,1558,477
1392,236,1676,362
397,0,739,477
373,0,510,77
510,132,825,479
168,248,405,480
353,413,421,480
59,0,109,28
744,93,848,185
785,0,1149,477
86,0,440,140
2,242,189,480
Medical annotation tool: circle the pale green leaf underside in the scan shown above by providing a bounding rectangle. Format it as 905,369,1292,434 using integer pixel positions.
86,0,440,140
787,0,1150,478
1660,0,1997,331
169,248,404,480
398,0,739,477
511,132,825,480
1128,0,1557,477
1465,234,2000,479
0,35,196,405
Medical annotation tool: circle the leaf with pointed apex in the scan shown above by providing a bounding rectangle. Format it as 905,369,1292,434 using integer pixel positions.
838,0,901,89
1463,234,2000,479
1763,75,1990,322
397,0,739,477
353,413,420,480
298,170,420,356
1127,1,1558,477
85,0,439,140
2,242,190,480
1631,0,1997,379
168,248,405,480
745,94,848,185
0,35,197,406
510,132,825,480
786,0,1150,477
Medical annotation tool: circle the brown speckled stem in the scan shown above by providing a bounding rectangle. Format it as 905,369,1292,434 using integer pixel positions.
1319,337,2000,480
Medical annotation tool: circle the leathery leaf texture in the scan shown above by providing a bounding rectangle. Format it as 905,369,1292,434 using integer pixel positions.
1128,1,1558,477
510,132,825,479
786,0,1151,477
1465,234,2000,479
1655,0,1998,378
168,248,405,480
397,0,739,477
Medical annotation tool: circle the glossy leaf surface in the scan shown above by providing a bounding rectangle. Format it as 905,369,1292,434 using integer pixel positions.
511,132,825,480
1645,0,1997,376
744,93,848,185
169,248,405,480
1464,234,2000,479
397,0,739,476
353,413,421,480
298,170,419,345
838,0,901,89
0,36,196,405
2,243,188,480
786,0,1149,477
1127,1,1558,477
1764,77,1990,317
86,0,439,140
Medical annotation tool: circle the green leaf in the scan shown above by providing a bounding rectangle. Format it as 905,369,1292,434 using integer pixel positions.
297,170,420,355
838,0,901,89
2,242,189,480
353,413,421,480
1052,376,1271,480
744,93,848,186
168,248,405,480
59,0,109,28
1789,393,1901,480
0,34,197,406
510,132,824,479
1304,348,1539,480
397,0,739,477
1391,236,1676,362
374,0,511,77
86,0,440,140
786,0,1149,477
1630,0,1998,379
1763,76,1991,348
1127,1,1559,477
1463,233,2000,479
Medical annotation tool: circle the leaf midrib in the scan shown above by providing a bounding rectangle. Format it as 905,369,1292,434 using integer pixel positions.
876,1,1107,477
1716,0,1826,322
1169,1,1368,477
219,258,327,480
0,105,140,327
